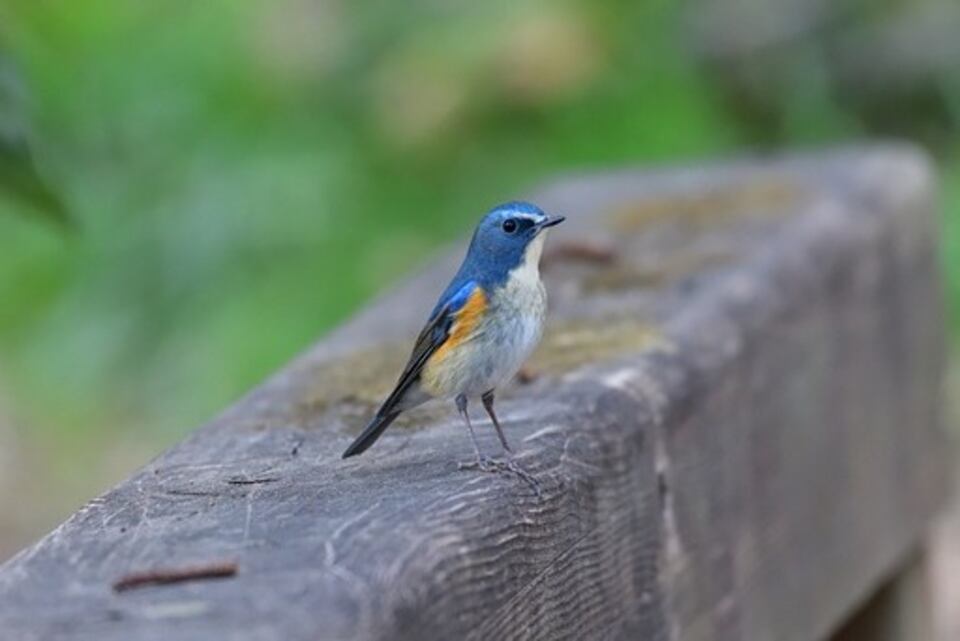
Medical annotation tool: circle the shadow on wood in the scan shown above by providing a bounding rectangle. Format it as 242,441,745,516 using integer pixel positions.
830,550,935,641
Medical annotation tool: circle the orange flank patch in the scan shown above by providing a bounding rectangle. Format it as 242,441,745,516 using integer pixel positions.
430,287,488,365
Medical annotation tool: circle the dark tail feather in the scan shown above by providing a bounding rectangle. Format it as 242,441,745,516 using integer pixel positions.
342,410,401,458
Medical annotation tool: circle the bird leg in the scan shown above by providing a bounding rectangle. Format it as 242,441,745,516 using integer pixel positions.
481,390,512,454
456,394,484,465
455,391,539,493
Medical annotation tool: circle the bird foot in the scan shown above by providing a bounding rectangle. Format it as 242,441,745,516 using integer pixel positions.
458,455,541,495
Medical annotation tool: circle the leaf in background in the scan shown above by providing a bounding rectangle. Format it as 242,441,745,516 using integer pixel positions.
0,51,71,229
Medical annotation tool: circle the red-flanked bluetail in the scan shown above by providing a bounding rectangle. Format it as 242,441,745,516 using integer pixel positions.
342,202,564,483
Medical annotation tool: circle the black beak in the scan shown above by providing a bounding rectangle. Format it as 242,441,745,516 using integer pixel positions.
537,215,565,230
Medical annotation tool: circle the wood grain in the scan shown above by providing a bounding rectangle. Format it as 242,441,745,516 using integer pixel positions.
0,145,947,641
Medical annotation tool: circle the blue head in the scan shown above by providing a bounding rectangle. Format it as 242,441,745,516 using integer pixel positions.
435,202,564,312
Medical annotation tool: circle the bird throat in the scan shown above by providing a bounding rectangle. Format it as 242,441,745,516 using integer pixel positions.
509,232,547,287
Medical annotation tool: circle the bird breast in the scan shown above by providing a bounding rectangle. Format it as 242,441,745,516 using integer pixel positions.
420,266,546,399
463,262,547,394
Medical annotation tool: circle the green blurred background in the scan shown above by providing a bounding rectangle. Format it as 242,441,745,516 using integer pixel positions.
0,0,957,559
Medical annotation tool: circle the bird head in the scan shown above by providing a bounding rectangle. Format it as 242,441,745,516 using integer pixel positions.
464,201,564,283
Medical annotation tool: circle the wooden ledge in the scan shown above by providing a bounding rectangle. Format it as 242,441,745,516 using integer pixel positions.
0,145,948,641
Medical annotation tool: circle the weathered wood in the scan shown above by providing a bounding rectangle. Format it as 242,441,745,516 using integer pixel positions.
0,146,947,641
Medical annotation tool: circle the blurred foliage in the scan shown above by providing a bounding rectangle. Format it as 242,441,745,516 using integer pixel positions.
0,53,69,227
945,163,960,337
0,0,956,506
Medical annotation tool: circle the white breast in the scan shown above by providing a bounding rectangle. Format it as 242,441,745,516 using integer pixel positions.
420,231,550,399
476,234,548,392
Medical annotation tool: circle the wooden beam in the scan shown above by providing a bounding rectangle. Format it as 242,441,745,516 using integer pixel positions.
0,146,948,641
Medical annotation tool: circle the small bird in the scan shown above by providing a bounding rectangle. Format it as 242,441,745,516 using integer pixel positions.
342,201,564,479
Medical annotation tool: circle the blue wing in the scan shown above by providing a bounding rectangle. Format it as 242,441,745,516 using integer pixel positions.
388,280,475,399
342,280,477,457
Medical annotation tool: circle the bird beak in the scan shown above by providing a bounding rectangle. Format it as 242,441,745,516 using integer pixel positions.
536,215,565,231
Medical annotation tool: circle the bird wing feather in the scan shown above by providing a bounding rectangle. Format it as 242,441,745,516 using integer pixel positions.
340,282,477,458
374,280,478,416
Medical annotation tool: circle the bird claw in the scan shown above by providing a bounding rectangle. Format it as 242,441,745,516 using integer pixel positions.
458,455,541,495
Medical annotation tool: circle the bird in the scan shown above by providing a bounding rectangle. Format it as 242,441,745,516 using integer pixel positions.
342,201,564,480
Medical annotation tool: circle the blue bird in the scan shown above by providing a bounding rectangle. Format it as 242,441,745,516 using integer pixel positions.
342,201,564,478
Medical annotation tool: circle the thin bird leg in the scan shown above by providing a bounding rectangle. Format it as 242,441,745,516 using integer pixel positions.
481,390,512,454
456,394,484,465
457,393,540,495
478,390,540,493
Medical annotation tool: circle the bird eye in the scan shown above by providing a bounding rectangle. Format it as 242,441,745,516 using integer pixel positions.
502,219,518,234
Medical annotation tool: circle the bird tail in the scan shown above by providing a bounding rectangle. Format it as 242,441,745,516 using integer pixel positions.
342,410,402,458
